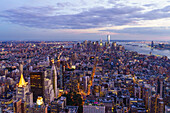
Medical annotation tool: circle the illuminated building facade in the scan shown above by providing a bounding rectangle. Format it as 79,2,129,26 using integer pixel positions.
100,39,102,46
31,96,48,113
107,35,110,45
30,72,45,102
16,73,29,101
112,42,116,49
44,78,54,104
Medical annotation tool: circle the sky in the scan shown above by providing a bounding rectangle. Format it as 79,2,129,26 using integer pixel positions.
0,0,170,41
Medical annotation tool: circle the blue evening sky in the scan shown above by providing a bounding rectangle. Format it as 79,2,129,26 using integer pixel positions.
0,0,170,41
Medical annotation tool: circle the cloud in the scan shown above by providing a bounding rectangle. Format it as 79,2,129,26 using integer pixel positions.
56,2,74,7
0,5,170,29
4,6,58,16
143,4,155,7
101,27,170,36
108,0,121,4
161,5,170,12
128,5,170,20
0,6,143,29
80,0,87,5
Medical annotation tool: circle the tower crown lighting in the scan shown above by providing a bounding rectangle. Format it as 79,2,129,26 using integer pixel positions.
17,73,27,87
51,59,55,64
36,96,44,105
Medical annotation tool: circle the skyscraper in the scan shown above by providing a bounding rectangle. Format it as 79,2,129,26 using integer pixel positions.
82,76,88,92
151,41,154,48
107,35,110,44
31,96,48,113
16,73,29,101
19,64,23,74
44,77,54,104
150,94,158,113
30,71,45,102
84,40,88,48
157,98,164,113
51,96,67,113
47,56,50,66
51,59,58,97
13,99,27,113
112,42,116,49
157,76,164,98
100,39,102,46
25,92,33,107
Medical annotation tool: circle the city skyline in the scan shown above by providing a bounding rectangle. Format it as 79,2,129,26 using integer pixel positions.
0,0,170,41
0,40,169,113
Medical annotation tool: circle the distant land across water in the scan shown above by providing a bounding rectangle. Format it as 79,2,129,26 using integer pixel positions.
116,41,170,59
0,40,169,58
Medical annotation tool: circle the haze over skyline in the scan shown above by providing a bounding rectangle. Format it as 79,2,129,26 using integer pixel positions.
0,0,170,41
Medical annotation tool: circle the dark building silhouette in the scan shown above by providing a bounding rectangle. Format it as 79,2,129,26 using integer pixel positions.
30,72,44,102
157,77,164,98
151,41,154,48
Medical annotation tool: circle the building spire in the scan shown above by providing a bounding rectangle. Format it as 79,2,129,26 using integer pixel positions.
18,73,26,87
51,59,54,64
51,59,58,97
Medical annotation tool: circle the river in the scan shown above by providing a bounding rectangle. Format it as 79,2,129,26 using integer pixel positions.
117,42,170,59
